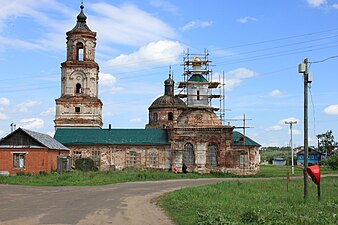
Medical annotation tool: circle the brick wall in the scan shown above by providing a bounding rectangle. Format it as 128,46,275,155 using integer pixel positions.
0,148,69,175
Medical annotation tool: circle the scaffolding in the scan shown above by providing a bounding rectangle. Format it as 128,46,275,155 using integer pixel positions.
176,49,226,124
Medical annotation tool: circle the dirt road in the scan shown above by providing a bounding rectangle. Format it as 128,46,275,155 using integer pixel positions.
0,178,231,225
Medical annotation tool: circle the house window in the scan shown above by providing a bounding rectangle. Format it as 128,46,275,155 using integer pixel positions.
168,112,173,121
183,143,194,166
148,153,158,168
240,152,248,168
197,90,200,100
13,153,26,169
128,151,140,166
207,143,218,167
75,83,82,94
75,107,80,113
76,42,84,61
91,150,101,167
153,112,158,122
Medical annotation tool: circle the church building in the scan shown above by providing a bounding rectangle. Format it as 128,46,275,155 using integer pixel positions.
54,4,260,174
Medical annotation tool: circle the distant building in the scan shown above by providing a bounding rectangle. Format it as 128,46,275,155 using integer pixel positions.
0,128,69,175
272,157,286,166
296,146,322,165
53,4,261,175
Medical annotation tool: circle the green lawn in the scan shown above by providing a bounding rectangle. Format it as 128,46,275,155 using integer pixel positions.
0,165,336,186
159,177,338,225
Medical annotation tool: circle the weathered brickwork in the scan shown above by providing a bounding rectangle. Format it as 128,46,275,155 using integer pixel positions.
68,145,171,171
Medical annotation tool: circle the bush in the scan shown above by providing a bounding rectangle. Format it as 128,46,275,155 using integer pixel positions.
75,158,98,172
39,171,48,176
326,154,338,170
16,171,25,176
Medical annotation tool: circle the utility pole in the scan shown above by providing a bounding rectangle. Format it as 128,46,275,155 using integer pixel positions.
285,121,297,174
298,58,311,201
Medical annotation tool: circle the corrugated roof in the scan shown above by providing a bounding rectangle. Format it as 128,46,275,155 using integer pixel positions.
54,128,169,145
188,74,208,82
22,129,69,150
232,131,261,147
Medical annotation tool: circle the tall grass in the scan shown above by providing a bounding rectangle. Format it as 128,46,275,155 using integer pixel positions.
159,177,338,225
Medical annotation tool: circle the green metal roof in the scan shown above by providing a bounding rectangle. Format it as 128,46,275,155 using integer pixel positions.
54,128,169,146
232,131,261,147
188,74,208,82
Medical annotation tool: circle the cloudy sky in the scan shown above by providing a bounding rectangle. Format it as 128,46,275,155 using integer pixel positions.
0,0,338,147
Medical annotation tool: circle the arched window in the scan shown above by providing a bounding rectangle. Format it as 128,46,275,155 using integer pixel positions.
75,83,82,94
168,112,173,121
207,143,218,167
153,112,158,122
76,42,84,61
183,143,194,166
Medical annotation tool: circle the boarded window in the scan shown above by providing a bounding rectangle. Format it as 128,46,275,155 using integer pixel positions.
148,153,158,168
183,143,194,166
153,112,158,122
240,152,248,168
91,150,101,167
207,143,218,167
13,153,25,169
128,151,140,167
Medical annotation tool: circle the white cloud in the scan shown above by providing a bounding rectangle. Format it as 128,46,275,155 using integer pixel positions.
227,68,259,79
89,2,176,47
0,112,7,120
0,1,177,53
269,89,282,97
237,16,258,24
307,0,327,7
221,68,259,92
333,4,338,8
0,97,10,106
19,118,44,130
105,40,184,69
180,20,213,31
40,107,55,116
129,118,142,123
99,73,117,86
15,100,40,113
324,104,338,115
265,125,283,131
279,117,300,125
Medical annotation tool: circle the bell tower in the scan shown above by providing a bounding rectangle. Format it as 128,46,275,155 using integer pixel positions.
55,4,103,129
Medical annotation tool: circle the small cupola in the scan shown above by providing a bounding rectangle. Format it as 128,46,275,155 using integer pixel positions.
164,74,174,96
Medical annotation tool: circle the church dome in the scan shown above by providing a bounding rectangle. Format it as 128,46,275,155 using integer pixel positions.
176,109,222,126
149,95,186,109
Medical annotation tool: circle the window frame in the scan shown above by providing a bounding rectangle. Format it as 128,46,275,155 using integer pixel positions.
13,152,26,169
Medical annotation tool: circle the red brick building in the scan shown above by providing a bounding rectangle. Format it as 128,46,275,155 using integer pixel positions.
0,128,69,175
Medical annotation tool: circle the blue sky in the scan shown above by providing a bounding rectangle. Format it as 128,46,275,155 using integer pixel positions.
0,0,338,147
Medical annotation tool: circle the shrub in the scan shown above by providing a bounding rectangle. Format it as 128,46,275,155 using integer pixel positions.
16,171,25,176
39,171,48,176
75,158,98,172
326,154,338,170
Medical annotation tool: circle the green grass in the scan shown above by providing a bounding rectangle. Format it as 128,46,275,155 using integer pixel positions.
0,165,336,186
159,177,338,225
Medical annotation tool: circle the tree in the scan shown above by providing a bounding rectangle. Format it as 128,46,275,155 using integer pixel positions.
317,130,337,156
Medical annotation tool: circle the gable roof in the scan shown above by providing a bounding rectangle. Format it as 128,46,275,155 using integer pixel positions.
54,128,169,146
232,131,261,147
0,128,69,150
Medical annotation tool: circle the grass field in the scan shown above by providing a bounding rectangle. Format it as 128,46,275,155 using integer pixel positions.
159,177,338,225
0,165,336,186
